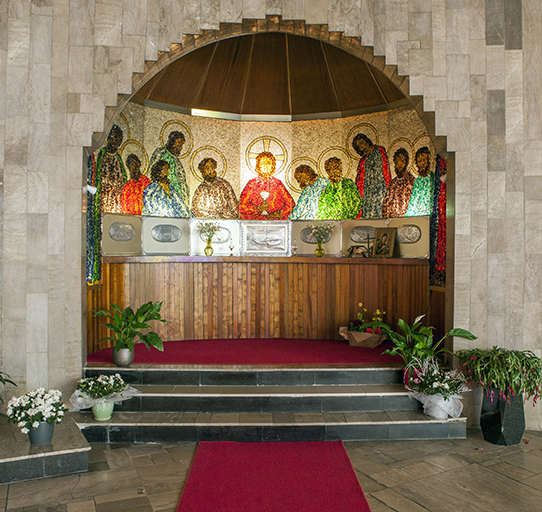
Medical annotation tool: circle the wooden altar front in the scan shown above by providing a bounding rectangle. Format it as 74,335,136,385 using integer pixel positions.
86,256,436,355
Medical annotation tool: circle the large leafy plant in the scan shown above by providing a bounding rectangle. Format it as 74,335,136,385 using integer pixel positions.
375,315,476,366
456,346,542,405
93,301,167,352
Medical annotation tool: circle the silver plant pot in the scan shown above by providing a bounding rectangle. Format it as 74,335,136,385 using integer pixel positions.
113,347,135,367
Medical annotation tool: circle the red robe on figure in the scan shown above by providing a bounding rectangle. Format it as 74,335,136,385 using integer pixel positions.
121,175,151,215
238,176,295,220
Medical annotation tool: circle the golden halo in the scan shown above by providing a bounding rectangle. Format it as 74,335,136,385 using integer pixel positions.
317,146,354,180
388,137,415,177
190,146,227,182
286,157,319,194
245,136,288,176
160,120,193,158
346,123,379,159
412,133,436,176
120,140,149,176
115,112,131,141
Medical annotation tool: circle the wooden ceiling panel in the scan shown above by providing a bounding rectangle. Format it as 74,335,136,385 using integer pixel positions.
133,33,406,117
241,33,290,115
194,36,253,113
287,36,340,115
323,44,388,111
136,43,215,107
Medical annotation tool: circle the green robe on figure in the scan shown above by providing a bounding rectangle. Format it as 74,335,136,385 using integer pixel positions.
316,178,362,220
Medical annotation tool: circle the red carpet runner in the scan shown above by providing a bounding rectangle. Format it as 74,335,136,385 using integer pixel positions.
177,441,372,512
87,338,401,366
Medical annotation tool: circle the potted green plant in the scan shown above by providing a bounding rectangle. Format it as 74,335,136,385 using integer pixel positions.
70,373,138,421
0,371,16,417
339,302,387,348
93,301,167,367
374,315,476,384
456,346,542,445
7,388,68,444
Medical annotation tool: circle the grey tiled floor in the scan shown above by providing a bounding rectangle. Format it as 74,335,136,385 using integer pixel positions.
2,429,542,511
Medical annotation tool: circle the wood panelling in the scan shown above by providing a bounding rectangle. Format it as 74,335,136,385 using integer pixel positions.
87,257,431,354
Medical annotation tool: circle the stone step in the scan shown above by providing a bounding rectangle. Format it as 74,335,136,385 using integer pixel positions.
0,415,91,484
111,383,421,413
72,410,467,443
83,366,404,387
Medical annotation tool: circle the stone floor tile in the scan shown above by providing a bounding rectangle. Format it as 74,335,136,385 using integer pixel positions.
135,462,189,495
482,460,536,481
132,455,155,467
146,488,182,512
370,466,415,487
239,412,273,424
66,499,96,511
424,452,471,471
6,474,80,509
150,452,175,465
71,469,143,500
126,445,167,458
163,444,197,463
209,413,239,424
371,488,429,511
104,447,134,470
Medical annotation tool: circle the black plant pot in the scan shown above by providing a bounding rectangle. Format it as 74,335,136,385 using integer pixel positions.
480,387,525,446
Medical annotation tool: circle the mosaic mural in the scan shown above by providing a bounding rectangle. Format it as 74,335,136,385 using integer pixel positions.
86,106,447,288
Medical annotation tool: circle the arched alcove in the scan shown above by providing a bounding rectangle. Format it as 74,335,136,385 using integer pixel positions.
85,16,454,355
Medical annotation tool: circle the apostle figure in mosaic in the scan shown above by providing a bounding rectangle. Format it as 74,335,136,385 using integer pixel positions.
316,157,362,219
352,133,391,219
405,146,435,217
142,160,192,218
149,130,190,207
238,151,295,220
191,158,239,219
381,148,416,218
288,165,329,220
86,124,127,284
121,154,151,215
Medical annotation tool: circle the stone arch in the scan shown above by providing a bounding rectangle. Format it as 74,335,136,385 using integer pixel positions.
87,14,455,337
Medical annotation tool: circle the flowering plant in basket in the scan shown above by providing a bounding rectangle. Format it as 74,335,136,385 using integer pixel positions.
77,374,127,400
7,388,68,434
406,358,469,400
70,373,139,410
348,303,387,335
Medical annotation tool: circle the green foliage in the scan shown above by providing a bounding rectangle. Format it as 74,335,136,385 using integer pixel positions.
0,371,16,418
406,358,469,400
379,315,477,366
93,301,167,352
456,346,542,405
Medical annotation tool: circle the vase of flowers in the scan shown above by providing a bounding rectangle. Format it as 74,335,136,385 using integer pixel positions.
307,224,334,257
71,373,136,421
7,388,68,444
198,221,221,256
405,358,469,419
339,303,387,348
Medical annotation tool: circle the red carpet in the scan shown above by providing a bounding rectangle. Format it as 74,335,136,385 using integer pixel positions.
87,338,401,366
177,441,372,512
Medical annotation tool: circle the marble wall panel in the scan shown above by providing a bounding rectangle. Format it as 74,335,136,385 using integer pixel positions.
6,65,29,119
123,0,148,35
504,0,522,50
408,11,431,48
523,0,542,141
80,94,106,134
487,313,505,348
30,13,52,64
505,142,523,192
396,40,419,76
523,140,542,177
219,0,243,23
485,0,504,46
446,55,470,101
66,113,93,147
469,300,488,348
344,1,361,37
525,200,542,254
68,0,95,46
486,45,505,89
486,89,505,136
505,95,523,144
4,116,29,166
524,176,542,202
51,42,69,80
360,0,374,46
431,0,446,42
52,0,70,46
523,301,542,351
7,17,30,68
469,74,486,123
27,171,49,214
48,202,66,255
505,50,523,98
446,5,469,54
27,214,48,293
145,21,159,61
409,48,432,76
241,0,265,20
68,46,94,94
432,41,446,76
487,253,506,315
470,161,488,212
525,253,542,302
282,0,304,20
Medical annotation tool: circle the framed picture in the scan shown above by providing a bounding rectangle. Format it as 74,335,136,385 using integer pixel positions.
142,217,190,255
240,221,291,257
372,228,396,258
102,213,142,256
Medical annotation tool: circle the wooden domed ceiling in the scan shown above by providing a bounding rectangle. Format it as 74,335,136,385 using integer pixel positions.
134,33,407,120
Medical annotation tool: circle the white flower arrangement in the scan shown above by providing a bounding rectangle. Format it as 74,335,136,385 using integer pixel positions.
70,373,139,410
307,224,334,243
7,388,68,434
197,221,221,242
